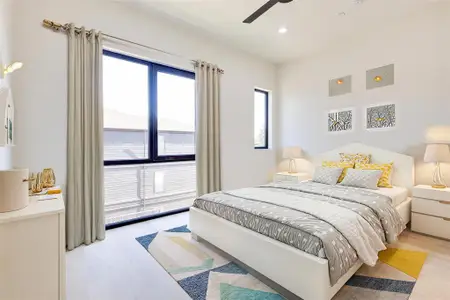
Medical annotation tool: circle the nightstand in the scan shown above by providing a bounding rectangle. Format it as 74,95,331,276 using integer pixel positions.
273,172,311,183
411,185,450,240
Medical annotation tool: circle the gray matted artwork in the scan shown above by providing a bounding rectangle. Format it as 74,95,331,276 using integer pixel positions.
367,64,394,90
329,75,352,97
328,109,353,132
366,104,396,130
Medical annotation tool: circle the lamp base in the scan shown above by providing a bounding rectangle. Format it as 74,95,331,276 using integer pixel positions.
288,159,297,174
431,162,447,189
432,184,447,189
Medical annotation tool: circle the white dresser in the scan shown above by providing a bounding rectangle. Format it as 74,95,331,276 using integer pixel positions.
0,195,66,300
412,185,450,240
273,172,311,183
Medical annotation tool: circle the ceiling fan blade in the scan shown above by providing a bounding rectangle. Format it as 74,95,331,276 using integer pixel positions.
243,0,279,24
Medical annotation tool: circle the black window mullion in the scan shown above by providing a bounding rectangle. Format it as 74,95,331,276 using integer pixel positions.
149,62,159,163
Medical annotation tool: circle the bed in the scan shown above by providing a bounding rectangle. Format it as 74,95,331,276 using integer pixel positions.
189,143,414,300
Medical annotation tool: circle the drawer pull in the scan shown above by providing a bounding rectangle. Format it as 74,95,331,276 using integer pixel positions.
439,201,450,205
444,218,450,222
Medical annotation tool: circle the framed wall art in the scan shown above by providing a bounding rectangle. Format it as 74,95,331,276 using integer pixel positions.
366,103,396,130
327,108,354,133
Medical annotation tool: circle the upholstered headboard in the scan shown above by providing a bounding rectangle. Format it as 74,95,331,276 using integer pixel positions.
311,143,415,190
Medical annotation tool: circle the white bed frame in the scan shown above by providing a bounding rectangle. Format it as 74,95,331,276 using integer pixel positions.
190,143,414,300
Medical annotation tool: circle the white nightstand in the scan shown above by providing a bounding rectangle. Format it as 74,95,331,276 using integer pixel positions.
273,172,311,183
412,185,450,240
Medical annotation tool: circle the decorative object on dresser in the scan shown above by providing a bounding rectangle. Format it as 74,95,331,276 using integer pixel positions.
0,195,65,300
282,146,303,173
273,171,311,183
424,144,450,188
412,185,450,240
31,171,44,194
41,168,56,188
0,169,30,213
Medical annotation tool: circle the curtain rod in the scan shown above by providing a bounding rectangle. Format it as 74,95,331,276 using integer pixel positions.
42,19,224,74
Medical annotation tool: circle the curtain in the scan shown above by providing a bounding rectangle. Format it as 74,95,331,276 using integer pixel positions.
66,24,105,250
195,62,222,196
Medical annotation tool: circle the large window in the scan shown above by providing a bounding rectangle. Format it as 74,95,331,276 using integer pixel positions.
254,89,269,149
103,50,195,164
103,50,196,225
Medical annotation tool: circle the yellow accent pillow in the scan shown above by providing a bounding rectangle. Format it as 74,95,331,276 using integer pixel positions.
355,162,393,188
340,153,371,165
322,161,354,183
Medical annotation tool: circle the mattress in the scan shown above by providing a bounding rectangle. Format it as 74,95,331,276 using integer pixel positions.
193,181,405,285
372,186,408,207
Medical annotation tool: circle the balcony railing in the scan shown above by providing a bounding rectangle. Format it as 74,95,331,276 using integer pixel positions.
104,161,196,225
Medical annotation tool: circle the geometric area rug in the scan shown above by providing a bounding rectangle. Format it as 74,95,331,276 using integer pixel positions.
136,225,427,300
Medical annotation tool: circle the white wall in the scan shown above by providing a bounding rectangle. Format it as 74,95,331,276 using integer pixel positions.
0,0,13,170
277,5,450,185
11,0,277,189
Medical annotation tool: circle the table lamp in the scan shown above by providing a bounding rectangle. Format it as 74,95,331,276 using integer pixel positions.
282,147,303,174
424,144,450,188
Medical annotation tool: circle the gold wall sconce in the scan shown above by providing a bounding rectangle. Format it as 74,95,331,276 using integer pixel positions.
336,79,344,85
374,75,383,82
0,62,24,79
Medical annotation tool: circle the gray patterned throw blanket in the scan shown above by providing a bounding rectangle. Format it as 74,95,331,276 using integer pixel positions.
192,181,405,285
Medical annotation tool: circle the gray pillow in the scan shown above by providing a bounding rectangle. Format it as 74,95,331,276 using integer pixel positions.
312,167,343,185
339,168,383,190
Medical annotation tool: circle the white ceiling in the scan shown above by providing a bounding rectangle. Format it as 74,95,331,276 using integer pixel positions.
116,0,441,63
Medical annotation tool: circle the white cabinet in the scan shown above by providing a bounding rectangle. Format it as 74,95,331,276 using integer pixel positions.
273,172,311,183
0,195,66,300
411,185,450,240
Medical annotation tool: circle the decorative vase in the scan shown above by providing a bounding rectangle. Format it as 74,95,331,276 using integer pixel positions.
41,168,55,188
32,172,43,194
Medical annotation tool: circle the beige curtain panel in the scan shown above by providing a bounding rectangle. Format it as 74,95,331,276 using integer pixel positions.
66,24,105,250
195,62,222,196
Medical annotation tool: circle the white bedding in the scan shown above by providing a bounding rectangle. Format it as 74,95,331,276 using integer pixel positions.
372,186,409,206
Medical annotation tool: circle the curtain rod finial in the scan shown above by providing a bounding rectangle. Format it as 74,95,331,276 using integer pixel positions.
42,19,62,31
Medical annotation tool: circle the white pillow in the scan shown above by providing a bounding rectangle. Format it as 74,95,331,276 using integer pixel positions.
312,166,343,185
340,169,383,190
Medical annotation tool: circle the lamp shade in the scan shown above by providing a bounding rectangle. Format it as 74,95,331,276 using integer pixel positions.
426,126,450,144
424,144,450,163
282,147,302,159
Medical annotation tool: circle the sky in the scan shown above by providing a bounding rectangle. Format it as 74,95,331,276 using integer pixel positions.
103,55,195,131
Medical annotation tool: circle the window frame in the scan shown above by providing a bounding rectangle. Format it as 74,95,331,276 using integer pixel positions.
254,89,269,150
103,50,196,166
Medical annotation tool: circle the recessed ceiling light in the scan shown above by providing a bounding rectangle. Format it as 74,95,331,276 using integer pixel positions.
278,27,287,34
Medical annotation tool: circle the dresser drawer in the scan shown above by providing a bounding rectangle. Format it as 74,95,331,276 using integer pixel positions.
412,213,450,240
412,197,450,218
412,187,450,202
274,175,296,183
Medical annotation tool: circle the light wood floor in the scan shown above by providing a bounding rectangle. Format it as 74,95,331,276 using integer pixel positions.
66,213,450,300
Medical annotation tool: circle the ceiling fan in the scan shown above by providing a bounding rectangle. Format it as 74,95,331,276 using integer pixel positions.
243,0,294,24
